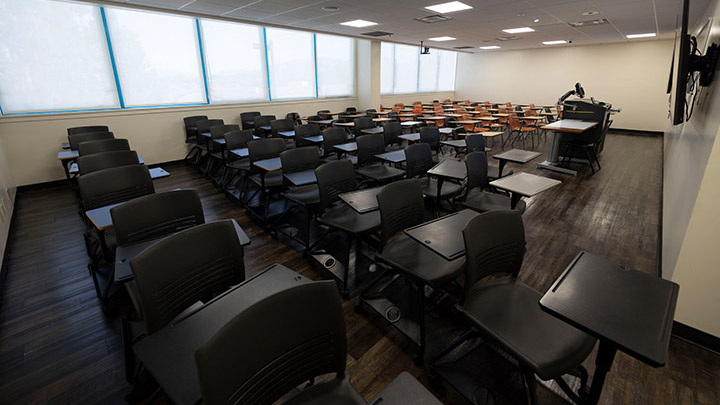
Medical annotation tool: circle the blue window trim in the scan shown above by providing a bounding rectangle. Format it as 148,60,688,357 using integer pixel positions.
313,34,319,98
195,19,211,104
263,27,272,101
100,7,125,108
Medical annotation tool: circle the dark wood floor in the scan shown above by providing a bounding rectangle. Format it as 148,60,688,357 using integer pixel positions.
1,132,718,404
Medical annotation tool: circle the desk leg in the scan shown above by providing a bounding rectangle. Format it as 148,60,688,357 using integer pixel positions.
435,177,444,217
510,193,521,209
584,341,617,404
498,160,507,178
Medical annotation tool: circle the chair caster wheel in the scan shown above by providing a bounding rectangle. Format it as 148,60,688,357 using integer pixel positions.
413,354,424,366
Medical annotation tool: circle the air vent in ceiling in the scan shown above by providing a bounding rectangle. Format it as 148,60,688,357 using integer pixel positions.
495,36,520,41
569,18,609,27
362,31,393,37
453,46,474,49
414,14,454,23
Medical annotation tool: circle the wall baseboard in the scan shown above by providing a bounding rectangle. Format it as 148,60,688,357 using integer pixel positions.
0,197,18,312
672,321,720,355
610,128,663,136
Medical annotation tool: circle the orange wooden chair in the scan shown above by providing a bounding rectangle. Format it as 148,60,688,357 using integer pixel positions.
508,114,538,149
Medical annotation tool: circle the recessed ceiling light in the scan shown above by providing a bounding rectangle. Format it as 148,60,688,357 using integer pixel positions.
582,11,600,16
517,13,526,17
340,19,377,28
533,18,540,23
429,36,456,41
480,46,500,49
322,6,340,12
503,27,535,34
543,40,568,45
425,1,473,14
627,33,656,39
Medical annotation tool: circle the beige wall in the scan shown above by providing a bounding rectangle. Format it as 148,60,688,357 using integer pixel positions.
0,135,16,270
454,40,673,132
665,0,720,338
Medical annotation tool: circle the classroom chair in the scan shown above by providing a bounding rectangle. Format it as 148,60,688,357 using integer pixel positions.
356,134,405,184
78,138,130,156
76,150,140,176
405,143,462,205
460,152,525,214
68,131,115,150
275,147,321,250
67,125,109,136
239,111,261,130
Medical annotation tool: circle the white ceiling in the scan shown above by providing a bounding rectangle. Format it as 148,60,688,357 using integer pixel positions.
97,0,711,52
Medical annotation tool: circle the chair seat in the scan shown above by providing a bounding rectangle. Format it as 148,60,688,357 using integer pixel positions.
376,234,465,287
463,188,526,214
357,164,405,182
282,184,320,206
420,178,462,199
227,159,250,170
283,374,364,405
487,165,512,180
459,277,597,380
250,171,283,188
323,155,358,166
521,127,536,132
318,204,380,235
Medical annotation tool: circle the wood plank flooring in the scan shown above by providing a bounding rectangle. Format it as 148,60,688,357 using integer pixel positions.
1,131,718,404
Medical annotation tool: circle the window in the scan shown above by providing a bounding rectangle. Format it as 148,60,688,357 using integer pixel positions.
265,28,316,100
315,34,354,98
0,0,118,113
380,42,457,95
200,19,267,103
105,7,206,107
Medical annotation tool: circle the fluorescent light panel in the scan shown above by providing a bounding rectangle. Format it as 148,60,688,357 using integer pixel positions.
503,27,534,34
480,46,500,49
340,19,377,28
425,1,473,14
429,36,456,41
627,33,656,39
543,40,568,45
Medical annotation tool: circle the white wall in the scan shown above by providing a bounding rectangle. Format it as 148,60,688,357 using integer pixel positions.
665,0,720,338
0,135,16,270
454,40,673,132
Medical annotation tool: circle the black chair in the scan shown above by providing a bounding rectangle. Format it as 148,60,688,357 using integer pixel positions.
419,127,441,156
317,110,333,120
321,127,353,164
76,150,140,176
183,116,208,162
286,112,302,126
356,134,405,184
352,117,375,137
276,147,321,250
431,211,596,404
78,165,154,211
68,131,115,150
240,111,261,130
67,125,109,136
220,129,254,191
270,118,294,139
314,160,381,297
464,134,512,179
405,143,462,205
195,281,364,405
78,138,130,156
461,151,525,214
560,121,607,175
382,121,403,151
294,123,321,148
345,106,357,112
242,139,286,219
194,119,224,165
363,180,465,363
253,115,275,137
205,124,240,179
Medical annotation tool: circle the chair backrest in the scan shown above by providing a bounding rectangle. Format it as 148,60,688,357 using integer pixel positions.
224,130,254,150
270,119,294,137
376,179,424,245
67,125,109,136
209,124,240,140
195,281,345,405
419,126,441,151
345,107,357,112
294,124,321,147
76,150,140,176
404,143,433,179
130,220,246,335
78,165,154,210
247,138,286,165
465,134,486,153
68,131,115,150
253,115,276,135
315,159,356,210
280,146,320,174
285,112,302,126
110,189,204,246
382,121,402,146
321,128,349,156
461,210,526,305
505,102,513,107
465,151,489,190
508,115,521,131
354,117,374,132
365,108,377,114
197,119,225,135
356,134,384,166
183,116,208,139
240,112,261,130
78,138,130,156
317,110,333,120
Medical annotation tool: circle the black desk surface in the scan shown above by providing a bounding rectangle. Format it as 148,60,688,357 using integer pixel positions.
230,148,249,158
375,149,406,163
85,203,122,230
304,135,324,143
284,169,317,186
115,219,250,282
212,138,226,145
404,209,479,261
308,119,334,125
540,251,679,367
134,264,310,405
427,158,467,181
361,127,384,134
333,142,357,153
278,130,295,138
441,139,467,148
439,127,454,134
62,142,70,150
398,133,420,142
339,186,384,213
493,149,542,164
57,150,80,160
253,157,282,171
